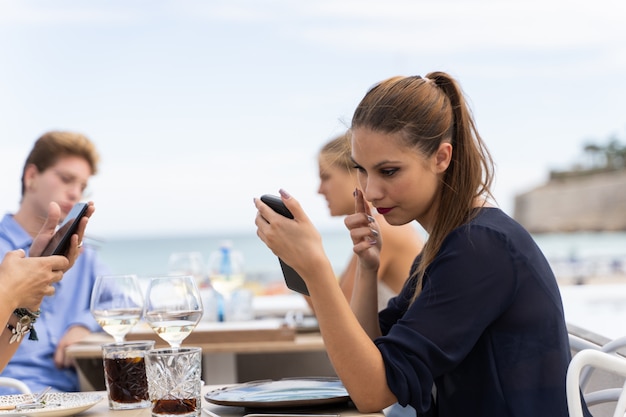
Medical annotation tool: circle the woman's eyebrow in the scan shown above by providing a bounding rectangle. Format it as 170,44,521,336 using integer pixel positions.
374,160,400,169
351,154,403,169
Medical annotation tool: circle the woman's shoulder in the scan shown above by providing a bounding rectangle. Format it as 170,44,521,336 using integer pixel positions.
447,207,533,250
470,207,529,236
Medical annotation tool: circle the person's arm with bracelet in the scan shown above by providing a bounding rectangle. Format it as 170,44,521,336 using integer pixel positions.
0,202,93,371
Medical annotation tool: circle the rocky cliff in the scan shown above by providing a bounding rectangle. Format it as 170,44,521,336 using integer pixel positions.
513,170,626,233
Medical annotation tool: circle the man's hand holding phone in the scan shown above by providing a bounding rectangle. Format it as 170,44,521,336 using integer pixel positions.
29,202,63,257
32,201,95,272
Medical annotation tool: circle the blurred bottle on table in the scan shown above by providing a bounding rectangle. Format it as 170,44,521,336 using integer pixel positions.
208,241,245,296
207,240,249,321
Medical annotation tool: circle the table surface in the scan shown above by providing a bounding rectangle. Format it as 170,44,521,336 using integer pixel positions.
66,329,325,359
79,386,384,417
66,321,330,391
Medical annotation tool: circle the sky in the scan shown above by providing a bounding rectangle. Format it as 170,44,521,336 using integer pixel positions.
1,0,625,239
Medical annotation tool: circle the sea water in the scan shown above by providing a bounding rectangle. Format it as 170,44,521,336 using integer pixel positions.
90,229,626,339
91,229,626,280
90,229,354,281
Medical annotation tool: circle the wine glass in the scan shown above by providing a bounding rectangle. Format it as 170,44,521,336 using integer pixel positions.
90,274,144,344
168,251,207,288
143,275,203,350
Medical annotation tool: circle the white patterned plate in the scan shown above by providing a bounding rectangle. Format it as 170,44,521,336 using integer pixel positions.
0,392,103,417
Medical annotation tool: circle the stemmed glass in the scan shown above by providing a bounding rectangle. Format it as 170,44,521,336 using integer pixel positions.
143,275,203,350
168,251,207,288
90,274,144,345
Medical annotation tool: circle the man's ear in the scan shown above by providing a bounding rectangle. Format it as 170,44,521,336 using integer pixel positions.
23,163,40,191
434,142,452,173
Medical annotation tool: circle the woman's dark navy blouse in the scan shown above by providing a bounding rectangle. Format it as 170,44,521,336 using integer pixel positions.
376,208,585,417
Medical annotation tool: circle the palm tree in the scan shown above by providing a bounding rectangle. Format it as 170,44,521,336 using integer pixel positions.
583,142,604,169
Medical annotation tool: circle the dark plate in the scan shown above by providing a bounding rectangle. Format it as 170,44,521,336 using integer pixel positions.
204,377,350,408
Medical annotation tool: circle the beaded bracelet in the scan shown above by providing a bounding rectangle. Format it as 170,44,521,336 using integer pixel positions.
6,308,40,343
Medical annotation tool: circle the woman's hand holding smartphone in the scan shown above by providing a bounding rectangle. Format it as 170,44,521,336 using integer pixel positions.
260,194,310,295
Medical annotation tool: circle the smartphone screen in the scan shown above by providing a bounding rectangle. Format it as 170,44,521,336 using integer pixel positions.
40,202,89,257
260,194,309,295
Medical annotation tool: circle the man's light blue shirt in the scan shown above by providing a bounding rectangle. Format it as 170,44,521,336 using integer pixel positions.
0,213,109,393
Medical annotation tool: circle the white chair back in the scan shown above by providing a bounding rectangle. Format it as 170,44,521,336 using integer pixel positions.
567,349,626,417
0,377,31,394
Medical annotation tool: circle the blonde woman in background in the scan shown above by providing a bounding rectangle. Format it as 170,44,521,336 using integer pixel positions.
317,132,424,311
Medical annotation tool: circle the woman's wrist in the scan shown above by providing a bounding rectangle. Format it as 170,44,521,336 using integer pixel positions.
15,308,41,319
7,308,41,343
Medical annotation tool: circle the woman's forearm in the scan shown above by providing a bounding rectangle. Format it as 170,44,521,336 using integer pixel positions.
305,264,395,412
350,262,382,338
0,306,23,371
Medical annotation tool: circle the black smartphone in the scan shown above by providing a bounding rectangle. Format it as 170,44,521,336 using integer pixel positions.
260,194,309,295
40,202,89,257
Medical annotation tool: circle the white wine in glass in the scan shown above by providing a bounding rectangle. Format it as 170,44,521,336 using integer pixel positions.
90,274,144,344
143,275,203,349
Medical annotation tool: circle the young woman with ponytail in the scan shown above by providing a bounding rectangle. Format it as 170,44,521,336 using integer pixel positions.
254,72,585,417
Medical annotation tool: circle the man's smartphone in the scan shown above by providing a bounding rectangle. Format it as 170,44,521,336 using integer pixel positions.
260,194,309,295
40,202,89,257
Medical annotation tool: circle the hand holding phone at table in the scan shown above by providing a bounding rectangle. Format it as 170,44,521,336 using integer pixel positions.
39,202,90,257
260,194,309,296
